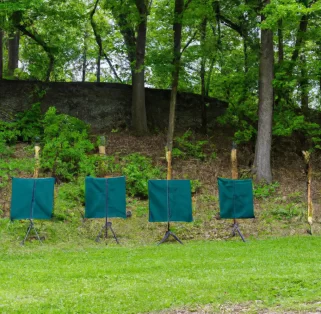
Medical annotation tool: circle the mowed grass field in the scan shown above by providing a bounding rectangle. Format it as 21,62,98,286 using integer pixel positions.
1,236,321,313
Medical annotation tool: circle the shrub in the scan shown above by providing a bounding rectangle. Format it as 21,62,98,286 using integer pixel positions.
121,153,165,197
54,178,85,221
173,130,208,160
41,107,94,181
253,182,280,199
15,103,43,142
0,121,20,144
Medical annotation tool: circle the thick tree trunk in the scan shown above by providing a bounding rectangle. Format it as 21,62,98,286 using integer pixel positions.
8,31,19,77
132,0,148,135
167,0,184,153
0,29,3,80
254,0,274,184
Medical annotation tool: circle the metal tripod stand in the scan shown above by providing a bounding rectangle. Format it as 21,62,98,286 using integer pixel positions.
21,219,42,245
231,219,246,242
96,219,119,243
95,179,119,244
158,222,183,245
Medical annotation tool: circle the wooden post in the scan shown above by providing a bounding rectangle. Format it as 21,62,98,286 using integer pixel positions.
231,142,238,180
166,150,172,180
303,151,313,226
33,140,41,178
231,142,238,226
99,135,106,156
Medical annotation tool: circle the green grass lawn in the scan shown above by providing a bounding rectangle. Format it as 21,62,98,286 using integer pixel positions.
1,237,321,313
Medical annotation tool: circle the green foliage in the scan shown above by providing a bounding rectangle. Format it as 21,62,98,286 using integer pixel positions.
0,157,35,188
54,178,85,221
121,153,164,197
253,182,280,199
15,103,43,142
0,121,20,145
190,180,202,193
217,95,258,144
268,203,305,220
173,131,208,160
0,103,42,146
41,107,94,181
135,205,148,217
0,138,13,158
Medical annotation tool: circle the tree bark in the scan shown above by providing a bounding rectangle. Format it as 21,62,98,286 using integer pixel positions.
82,31,88,82
132,0,148,135
277,19,284,64
0,29,3,80
97,52,101,82
300,54,309,115
8,31,19,77
254,0,274,184
167,0,184,153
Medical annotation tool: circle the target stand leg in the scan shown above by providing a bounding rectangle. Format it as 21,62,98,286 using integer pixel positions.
232,221,246,242
21,219,42,245
96,221,119,244
158,223,183,245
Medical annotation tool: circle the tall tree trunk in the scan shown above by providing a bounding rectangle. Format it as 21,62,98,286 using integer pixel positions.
277,19,284,64
200,17,207,134
167,0,184,154
0,29,3,80
254,0,274,184
132,0,148,135
46,55,54,82
243,36,248,74
300,54,309,115
97,51,101,82
82,31,88,82
8,31,19,77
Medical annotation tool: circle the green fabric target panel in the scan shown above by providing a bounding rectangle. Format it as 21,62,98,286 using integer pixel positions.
10,177,55,220
148,180,193,222
85,176,126,219
218,177,255,219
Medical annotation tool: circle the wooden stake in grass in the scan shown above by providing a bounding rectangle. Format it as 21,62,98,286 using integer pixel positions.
166,150,172,180
231,142,238,180
231,142,241,238
98,136,106,156
33,138,41,178
98,136,107,178
303,151,313,229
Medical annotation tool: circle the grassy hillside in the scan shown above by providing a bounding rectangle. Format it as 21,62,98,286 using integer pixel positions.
1,131,321,246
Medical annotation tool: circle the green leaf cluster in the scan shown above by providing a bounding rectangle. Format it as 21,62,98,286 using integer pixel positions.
41,107,94,181
173,130,208,160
